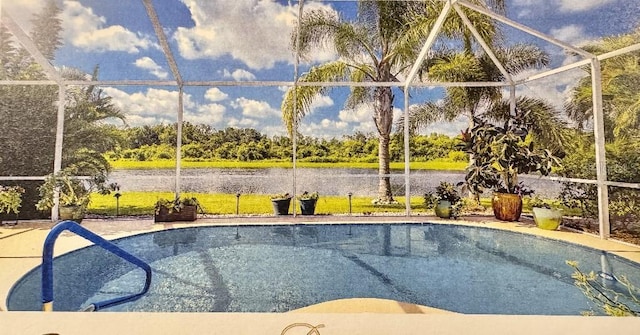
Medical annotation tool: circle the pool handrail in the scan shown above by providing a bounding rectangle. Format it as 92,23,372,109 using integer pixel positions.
41,220,152,311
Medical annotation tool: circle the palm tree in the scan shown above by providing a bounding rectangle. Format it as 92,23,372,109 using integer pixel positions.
406,44,553,133
565,26,640,141
60,65,126,176
282,0,505,203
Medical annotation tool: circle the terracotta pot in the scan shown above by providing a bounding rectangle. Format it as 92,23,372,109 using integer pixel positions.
492,192,522,221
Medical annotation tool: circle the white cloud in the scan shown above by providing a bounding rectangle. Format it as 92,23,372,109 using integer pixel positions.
549,24,591,46
420,116,468,137
338,104,372,123
514,66,585,111
134,57,168,79
223,69,257,81
558,0,615,12
513,0,614,18
259,125,288,137
101,87,231,127
194,103,226,124
230,97,279,119
204,88,228,102
174,0,335,69
297,118,349,138
61,1,156,53
227,117,260,128
309,95,334,111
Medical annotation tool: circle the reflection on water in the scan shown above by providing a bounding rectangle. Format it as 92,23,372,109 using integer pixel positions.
108,168,561,197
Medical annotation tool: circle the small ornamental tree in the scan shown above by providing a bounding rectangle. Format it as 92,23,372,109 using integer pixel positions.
460,113,561,195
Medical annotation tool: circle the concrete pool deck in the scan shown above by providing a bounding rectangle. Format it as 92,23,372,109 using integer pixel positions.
1,215,640,334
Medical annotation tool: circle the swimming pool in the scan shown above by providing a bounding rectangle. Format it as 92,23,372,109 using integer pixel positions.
7,223,640,314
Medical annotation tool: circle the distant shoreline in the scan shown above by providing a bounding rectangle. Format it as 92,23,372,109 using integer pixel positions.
109,159,468,171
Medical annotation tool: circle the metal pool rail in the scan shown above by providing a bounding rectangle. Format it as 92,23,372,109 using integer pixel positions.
41,220,152,311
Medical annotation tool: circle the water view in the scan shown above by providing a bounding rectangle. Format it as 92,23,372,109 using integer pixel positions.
108,168,562,198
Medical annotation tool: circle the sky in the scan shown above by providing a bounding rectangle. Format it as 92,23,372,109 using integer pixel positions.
3,0,639,138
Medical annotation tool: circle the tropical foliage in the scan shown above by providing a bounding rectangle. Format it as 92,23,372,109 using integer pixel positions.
406,44,551,134
0,1,123,219
560,27,640,233
106,125,464,164
281,1,506,204
459,114,561,195
0,185,25,215
35,167,111,211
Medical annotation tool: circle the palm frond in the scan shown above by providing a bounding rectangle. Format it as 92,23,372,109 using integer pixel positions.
282,61,350,136
397,100,461,135
295,9,342,61
428,51,486,82
489,97,570,155
345,67,374,109
493,44,549,76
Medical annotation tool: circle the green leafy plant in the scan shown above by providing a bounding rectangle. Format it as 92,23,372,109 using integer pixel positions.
423,192,437,209
435,182,461,204
35,168,109,211
154,196,202,214
298,191,319,201
460,114,561,195
567,260,640,316
0,185,25,215
425,182,463,219
270,193,292,201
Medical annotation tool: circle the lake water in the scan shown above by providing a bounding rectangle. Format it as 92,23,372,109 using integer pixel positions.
108,168,562,198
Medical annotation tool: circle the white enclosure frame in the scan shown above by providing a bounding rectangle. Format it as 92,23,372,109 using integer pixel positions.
1,0,640,239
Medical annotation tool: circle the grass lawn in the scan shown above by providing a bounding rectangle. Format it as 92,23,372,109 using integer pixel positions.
90,191,576,217
89,191,435,216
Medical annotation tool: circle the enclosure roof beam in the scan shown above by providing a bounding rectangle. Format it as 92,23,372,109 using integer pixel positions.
519,42,640,84
404,0,456,88
0,80,59,85
519,59,591,84
458,0,595,59
0,10,62,84
51,80,511,88
598,42,640,61
141,0,183,87
453,3,513,85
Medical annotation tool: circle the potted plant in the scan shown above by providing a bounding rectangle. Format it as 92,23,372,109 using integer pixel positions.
298,191,319,215
529,196,563,230
35,169,108,222
154,196,201,222
270,193,292,215
460,114,561,222
425,182,462,219
0,185,25,224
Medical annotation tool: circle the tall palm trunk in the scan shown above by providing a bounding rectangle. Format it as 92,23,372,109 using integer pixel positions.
466,107,480,202
374,85,394,203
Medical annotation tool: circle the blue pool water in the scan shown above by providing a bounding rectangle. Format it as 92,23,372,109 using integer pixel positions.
7,223,640,314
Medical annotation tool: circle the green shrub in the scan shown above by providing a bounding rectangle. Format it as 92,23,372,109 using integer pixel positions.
447,150,467,162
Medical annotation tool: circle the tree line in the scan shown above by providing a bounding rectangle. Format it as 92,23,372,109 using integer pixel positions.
107,124,466,163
